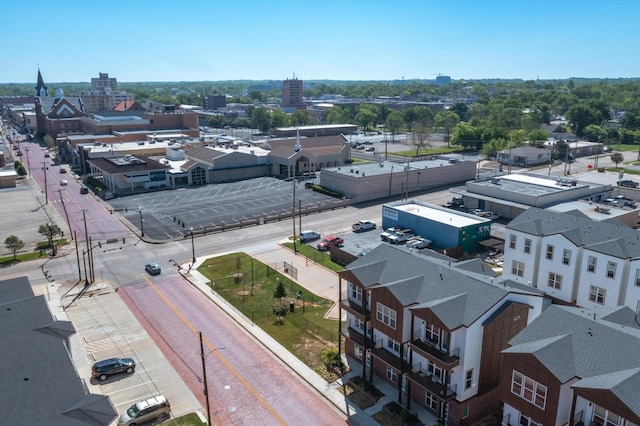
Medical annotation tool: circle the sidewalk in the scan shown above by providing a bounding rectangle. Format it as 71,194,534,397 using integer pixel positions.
181,244,438,425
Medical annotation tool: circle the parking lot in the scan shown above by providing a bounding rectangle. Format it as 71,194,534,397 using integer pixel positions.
110,177,338,241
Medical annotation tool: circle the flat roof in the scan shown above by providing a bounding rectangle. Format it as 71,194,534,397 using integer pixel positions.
276,124,357,131
470,172,607,198
549,200,637,220
328,158,466,177
391,201,487,227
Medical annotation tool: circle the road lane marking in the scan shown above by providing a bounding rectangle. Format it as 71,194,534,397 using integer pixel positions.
141,277,287,425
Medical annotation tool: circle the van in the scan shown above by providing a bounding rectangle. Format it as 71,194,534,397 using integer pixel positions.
118,395,171,425
299,230,320,243
80,186,89,194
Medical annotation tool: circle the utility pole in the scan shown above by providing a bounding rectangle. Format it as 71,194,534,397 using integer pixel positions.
199,332,212,426
41,162,48,204
292,179,297,253
82,210,90,285
56,189,73,241
74,231,82,282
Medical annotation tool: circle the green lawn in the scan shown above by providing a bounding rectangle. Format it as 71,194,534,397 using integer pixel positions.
393,146,463,157
197,253,339,369
0,239,67,265
165,413,206,425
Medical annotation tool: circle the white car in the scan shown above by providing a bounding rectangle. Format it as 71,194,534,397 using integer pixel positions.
352,220,376,232
60,179,68,186
473,210,499,221
406,237,431,249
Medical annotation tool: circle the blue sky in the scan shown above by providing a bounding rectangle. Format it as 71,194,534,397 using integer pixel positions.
1,0,638,83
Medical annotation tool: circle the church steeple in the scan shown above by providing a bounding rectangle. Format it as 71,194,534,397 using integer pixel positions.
35,68,48,97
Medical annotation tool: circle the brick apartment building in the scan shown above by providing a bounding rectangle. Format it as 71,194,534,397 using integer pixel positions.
281,77,304,109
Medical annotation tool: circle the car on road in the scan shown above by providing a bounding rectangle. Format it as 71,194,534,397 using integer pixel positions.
92,357,136,381
355,145,365,150
365,147,375,152
406,237,431,249
145,262,161,275
317,236,344,251
59,168,67,173
60,179,68,186
44,153,50,158
118,395,171,426
299,230,321,243
352,220,376,232
618,180,639,188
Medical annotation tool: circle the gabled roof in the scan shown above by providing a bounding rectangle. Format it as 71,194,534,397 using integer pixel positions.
346,244,513,329
572,368,640,415
507,208,640,259
504,305,640,390
0,277,117,425
186,146,227,163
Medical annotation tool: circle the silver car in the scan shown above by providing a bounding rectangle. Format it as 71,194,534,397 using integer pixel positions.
118,395,171,426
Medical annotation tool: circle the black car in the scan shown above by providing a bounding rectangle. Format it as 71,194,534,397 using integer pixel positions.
618,180,639,188
92,357,136,381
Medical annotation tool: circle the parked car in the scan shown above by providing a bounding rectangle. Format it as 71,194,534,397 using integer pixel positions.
44,153,50,158
118,395,171,426
60,179,68,186
356,145,365,150
365,147,375,152
618,180,639,188
59,167,67,173
299,230,321,243
473,209,500,221
317,236,344,251
381,227,402,242
145,262,161,275
352,220,376,232
388,229,414,245
406,237,431,249
80,186,89,194
92,357,136,381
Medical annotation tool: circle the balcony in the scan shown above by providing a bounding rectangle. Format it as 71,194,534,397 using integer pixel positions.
411,336,460,368
340,326,366,347
409,367,457,401
370,340,403,370
340,297,369,318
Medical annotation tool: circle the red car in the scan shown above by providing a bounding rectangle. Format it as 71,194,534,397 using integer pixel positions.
317,236,344,251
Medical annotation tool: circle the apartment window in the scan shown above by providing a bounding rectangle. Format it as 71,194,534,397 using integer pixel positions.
519,414,542,426
562,249,571,265
376,303,397,329
464,369,474,390
509,234,517,249
425,322,440,345
524,238,531,254
587,256,597,273
462,406,470,419
636,300,640,316
386,338,400,353
354,318,364,333
606,262,617,279
589,286,606,305
545,245,554,260
548,273,562,290
511,370,547,409
354,344,363,360
424,391,437,410
635,269,640,286
350,284,362,302
386,366,397,383
512,260,525,277
593,404,622,426
427,362,443,383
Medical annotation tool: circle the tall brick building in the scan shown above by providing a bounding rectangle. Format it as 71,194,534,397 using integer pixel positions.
281,77,304,109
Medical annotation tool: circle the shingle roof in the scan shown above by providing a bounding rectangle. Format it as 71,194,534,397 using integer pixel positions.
504,305,640,393
0,277,117,425
508,208,640,259
572,368,640,414
347,244,511,329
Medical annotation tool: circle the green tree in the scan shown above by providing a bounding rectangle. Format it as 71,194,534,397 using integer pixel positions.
273,281,286,305
435,111,460,147
14,160,22,169
290,109,311,126
411,122,431,155
451,123,481,151
481,137,508,159
4,235,25,260
620,106,640,130
43,134,54,148
385,111,404,142
610,152,624,167
38,223,61,256
552,140,569,161
527,129,550,148
251,107,271,134
16,164,27,178
356,106,377,131
271,109,289,129
449,102,468,121
320,348,343,371
566,103,602,135
249,90,265,102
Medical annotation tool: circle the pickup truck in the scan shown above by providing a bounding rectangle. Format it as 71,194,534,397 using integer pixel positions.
406,237,431,249
317,236,344,251
388,229,414,245
352,220,376,232
381,227,402,242
618,180,639,188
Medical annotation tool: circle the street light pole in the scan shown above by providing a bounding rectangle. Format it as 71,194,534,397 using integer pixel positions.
138,207,145,238
41,162,48,204
199,331,212,426
190,227,196,265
